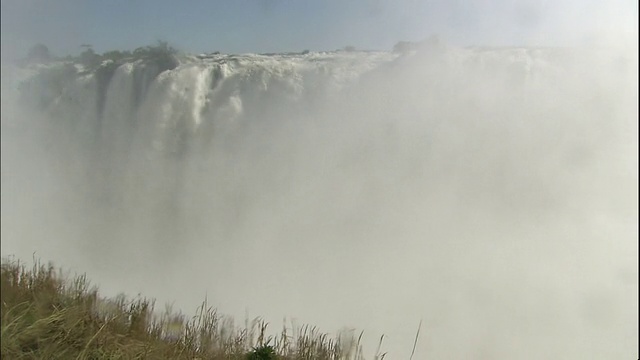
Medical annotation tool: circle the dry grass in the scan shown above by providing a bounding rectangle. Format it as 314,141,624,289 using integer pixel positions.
1,257,375,360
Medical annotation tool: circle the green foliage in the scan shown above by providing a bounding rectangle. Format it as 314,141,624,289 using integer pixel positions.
22,41,178,71
247,345,279,360
132,40,179,71
79,47,101,68
102,50,132,62
133,40,177,58
30,40,180,73
26,44,52,64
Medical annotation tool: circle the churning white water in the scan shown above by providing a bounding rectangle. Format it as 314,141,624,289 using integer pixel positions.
1,40,637,358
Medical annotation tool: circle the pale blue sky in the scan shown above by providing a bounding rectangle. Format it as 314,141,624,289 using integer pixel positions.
1,0,637,58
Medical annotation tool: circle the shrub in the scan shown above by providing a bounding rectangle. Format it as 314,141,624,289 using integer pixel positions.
26,44,52,64
247,345,279,360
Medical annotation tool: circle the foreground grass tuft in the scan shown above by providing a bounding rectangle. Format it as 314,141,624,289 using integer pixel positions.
1,257,369,359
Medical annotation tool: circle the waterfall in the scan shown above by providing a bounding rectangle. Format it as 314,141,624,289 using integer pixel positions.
2,44,637,359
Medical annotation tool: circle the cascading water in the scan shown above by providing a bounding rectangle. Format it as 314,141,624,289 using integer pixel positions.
1,40,637,359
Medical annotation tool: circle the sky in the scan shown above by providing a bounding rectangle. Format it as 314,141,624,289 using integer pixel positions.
1,0,637,58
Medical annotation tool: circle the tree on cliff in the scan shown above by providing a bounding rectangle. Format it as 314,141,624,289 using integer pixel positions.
26,44,52,64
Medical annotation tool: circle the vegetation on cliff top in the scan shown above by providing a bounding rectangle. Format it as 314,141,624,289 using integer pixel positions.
1,257,383,359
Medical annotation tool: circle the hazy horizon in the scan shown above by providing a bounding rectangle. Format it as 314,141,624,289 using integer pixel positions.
2,0,637,58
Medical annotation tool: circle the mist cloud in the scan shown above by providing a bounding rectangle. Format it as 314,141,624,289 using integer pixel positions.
1,1,637,358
